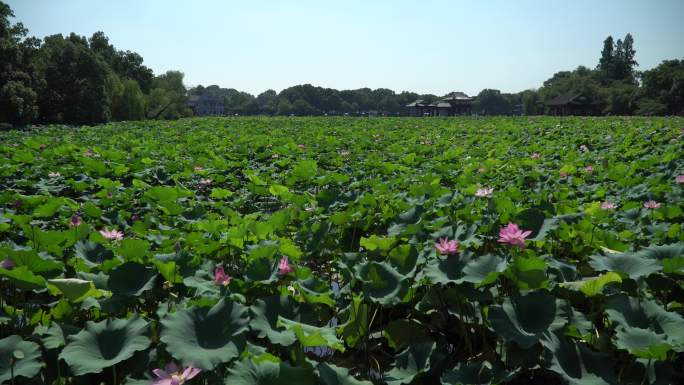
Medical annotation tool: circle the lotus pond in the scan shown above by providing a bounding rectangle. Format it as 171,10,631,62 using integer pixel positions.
0,116,683,385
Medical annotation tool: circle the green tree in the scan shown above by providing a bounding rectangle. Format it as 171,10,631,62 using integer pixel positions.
636,59,684,115
521,89,541,115
292,99,316,115
538,66,601,106
37,33,111,124
256,89,278,115
115,79,145,120
89,32,153,93
473,89,511,115
0,1,39,125
224,88,258,115
600,82,638,115
597,33,638,83
146,71,190,119
598,36,615,82
620,33,638,81
276,98,294,115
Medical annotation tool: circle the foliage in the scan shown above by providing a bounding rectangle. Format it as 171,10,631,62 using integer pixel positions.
0,115,683,384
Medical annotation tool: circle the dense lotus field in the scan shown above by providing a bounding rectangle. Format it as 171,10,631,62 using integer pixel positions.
0,116,683,385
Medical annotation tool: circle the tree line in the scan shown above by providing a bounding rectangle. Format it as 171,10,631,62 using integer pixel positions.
0,2,190,128
1,0,682,128
201,33,682,117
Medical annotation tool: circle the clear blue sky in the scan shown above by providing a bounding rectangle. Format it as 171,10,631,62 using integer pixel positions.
7,0,684,96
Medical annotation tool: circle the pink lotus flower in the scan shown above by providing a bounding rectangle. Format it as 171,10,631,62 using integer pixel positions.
601,202,617,210
277,257,294,275
644,200,661,209
48,172,61,178
83,149,94,157
435,237,459,255
1,259,14,270
214,266,231,286
99,228,124,241
152,362,201,385
531,152,541,160
584,165,593,173
498,222,532,249
199,179,212,186
298,144,305,149
676,175,684,184
475,187,494,198
69,215,82,227
193,166,203,172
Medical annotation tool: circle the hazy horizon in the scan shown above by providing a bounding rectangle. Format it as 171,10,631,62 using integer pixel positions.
7,0,684,96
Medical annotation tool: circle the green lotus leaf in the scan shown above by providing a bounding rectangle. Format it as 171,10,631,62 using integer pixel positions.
223,357,316,385
422,255,468,285
560,272,622,297
48,278,102,302
540,331,616,385
359,235,395,252
489,291,565,348
294,268,336,307
614,326,671,360
661,256,684,275
276,316,345,352
0,335,43,383
59,316,150,375
210,187,234,199
144,185,189,202
557,301,593,337
605,294,684,351
160,298,249,370
388,244,421,276
355,261,408,306
632,243,684,261
504,255,548,290
0,265,47,291
440,361,513,385
514,208,547,240
317,363,373,385
460,253,507,286
107,262,157,296
250,296,317,346
37,322,80,349
74,240,115,267
383,319,431,351
1,247,62,277
384,341,436,385
115,239,150,261
589,253,661,279
32,197,65,217
244,258,279,284
337,294,369,348
291,159,318,181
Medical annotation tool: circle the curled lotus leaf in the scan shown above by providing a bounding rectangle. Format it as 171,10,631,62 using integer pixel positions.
59,316,150,375
0,335,43,383
488,290,565,348
160,298,249,370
